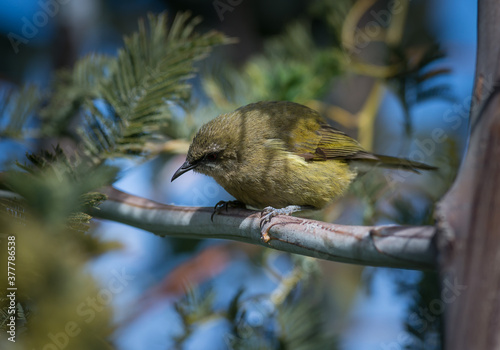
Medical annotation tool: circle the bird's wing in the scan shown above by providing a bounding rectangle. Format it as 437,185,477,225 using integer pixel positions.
293,123,377,161
288,115,436,171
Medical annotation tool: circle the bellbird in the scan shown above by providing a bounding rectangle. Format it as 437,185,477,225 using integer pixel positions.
171,101,436,222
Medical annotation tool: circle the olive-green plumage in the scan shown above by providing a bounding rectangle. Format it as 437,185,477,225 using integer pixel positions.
172,101,435,209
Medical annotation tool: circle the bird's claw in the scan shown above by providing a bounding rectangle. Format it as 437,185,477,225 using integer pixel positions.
259,207,279,228
259,205,312,243
259,206,285,243
211,200,244,222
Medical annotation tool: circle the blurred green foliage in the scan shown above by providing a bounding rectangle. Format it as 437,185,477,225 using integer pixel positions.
0,146,120,348
0,12,231,349
172,255,337,350
203,22,345,107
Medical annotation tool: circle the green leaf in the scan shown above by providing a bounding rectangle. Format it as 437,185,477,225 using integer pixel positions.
0,85,41,139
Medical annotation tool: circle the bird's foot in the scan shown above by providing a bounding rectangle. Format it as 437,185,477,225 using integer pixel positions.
211,200,245,221
259,205,312,243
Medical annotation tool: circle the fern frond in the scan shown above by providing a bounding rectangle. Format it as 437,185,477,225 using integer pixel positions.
0,85,40,139
81,12,232,159
4,146,117,229
40,54,113,137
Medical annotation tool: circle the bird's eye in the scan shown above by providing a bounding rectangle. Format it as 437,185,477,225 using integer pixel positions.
205,152,218,161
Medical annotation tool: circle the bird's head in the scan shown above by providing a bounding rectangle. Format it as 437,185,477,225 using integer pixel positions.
171,114,241,181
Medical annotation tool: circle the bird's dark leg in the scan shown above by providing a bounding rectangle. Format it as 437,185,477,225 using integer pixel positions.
211,200,245,221
260,205,314,243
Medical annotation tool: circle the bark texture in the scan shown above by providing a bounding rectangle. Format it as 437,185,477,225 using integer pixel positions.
437,1,500,348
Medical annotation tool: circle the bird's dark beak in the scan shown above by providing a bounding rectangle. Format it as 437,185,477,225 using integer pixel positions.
171,160,198,182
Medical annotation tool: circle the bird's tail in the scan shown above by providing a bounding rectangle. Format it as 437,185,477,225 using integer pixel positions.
369,154,437,173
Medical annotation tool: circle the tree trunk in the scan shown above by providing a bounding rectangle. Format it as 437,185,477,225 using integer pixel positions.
437,1,500,348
